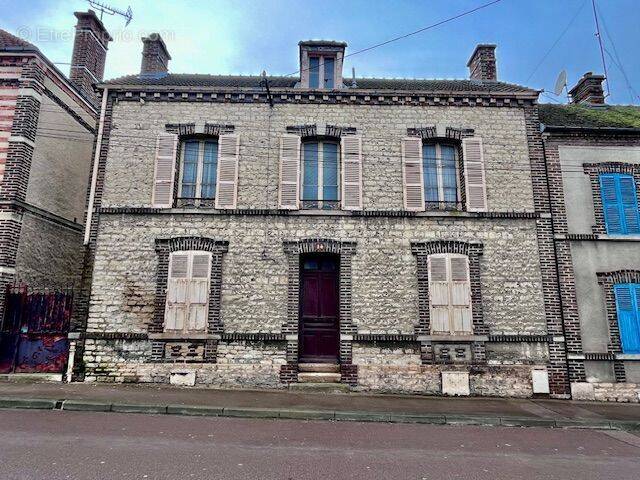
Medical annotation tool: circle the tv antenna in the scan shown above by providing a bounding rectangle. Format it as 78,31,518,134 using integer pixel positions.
553,69,568,101
86,0,133,26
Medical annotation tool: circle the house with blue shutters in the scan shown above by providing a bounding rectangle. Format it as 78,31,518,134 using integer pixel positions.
540,72,640,402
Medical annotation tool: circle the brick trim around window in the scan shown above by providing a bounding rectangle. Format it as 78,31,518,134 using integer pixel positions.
280,238,357,385
150,236,229,362
411,240,487,365
583,162,640,235
596,269,640,382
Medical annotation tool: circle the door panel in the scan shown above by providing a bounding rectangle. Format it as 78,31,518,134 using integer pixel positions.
299,255,339,363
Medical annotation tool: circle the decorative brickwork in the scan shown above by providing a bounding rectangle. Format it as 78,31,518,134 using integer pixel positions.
527,105,573,396
583,162,640,235
281,238,357,384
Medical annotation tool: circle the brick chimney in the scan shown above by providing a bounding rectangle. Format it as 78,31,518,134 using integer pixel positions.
70,10,112,106
467,44,497,81
569,72,606,105
140,34,171,76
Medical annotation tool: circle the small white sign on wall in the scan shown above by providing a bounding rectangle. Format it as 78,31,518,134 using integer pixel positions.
532,369,550,394
442,371,470,396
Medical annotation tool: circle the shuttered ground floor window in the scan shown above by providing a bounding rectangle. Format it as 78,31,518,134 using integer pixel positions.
165,251,212,332
614,283,640,353
428,253,472,334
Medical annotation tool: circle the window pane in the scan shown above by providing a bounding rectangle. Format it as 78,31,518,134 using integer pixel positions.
181,141,199,198
302,142,319,200
201,141,218,199
441,145,457,202
323,57,335,89
423,144,439,202
323,142,339,201
309,57,319,88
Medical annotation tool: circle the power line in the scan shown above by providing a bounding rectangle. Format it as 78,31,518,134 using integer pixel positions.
525,0,587,83
285,0,505,77
591,0,611,98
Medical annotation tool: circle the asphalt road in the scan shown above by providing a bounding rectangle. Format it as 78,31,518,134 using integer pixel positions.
1,409,639,480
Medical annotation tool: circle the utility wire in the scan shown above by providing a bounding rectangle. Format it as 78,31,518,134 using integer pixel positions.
591,0,611,98
524,0,587,83
285,0,504,77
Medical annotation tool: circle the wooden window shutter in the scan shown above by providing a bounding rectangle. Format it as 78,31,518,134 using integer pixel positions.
278,134,301,209
215,134,240,209
152,133,178,208
450,255,472,333
619,175,640,234
188,253,211,332
462,137,487,212
428,254,450,334
341,135,363,210
402,137,425,211
165,252,189,330
615,284,640,353
600,174,623,233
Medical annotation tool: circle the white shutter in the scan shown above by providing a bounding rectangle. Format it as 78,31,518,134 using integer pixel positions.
278,134,301,209
450,255,472,333
165,253,189,330
341,135,363,210
402,137,425,211
152,133,178,208
215,134,240,209
462,137,487,212
428,255,450,334
188,253,211,332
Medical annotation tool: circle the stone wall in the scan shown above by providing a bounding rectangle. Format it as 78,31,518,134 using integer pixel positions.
101,102,534,212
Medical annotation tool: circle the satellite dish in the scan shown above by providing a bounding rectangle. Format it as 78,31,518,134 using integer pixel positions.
553,70,567,96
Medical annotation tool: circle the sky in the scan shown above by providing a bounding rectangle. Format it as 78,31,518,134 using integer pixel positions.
0,0,638,105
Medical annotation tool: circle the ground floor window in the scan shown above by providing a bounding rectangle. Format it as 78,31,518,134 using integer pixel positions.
428,253,472,334
165,251,212,332
614,283,640,353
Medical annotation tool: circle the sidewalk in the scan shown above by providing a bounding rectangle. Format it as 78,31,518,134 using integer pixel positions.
1,381,639,430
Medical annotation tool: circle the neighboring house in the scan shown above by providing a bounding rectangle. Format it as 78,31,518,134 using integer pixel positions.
0,11,110,375
540,73,640,402
75,37,569,399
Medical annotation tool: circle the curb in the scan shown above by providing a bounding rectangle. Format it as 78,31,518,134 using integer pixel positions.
0,397,637,431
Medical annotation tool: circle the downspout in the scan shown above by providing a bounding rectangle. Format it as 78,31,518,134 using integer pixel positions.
84,87,108,245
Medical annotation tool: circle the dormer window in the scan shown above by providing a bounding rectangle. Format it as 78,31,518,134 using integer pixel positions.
309,56,335,89
299,40,346,90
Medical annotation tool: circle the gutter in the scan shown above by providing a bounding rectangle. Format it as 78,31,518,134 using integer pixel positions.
84,87,108,245
541,124,640,135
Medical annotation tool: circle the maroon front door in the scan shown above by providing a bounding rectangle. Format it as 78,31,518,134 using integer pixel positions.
299,255,339,363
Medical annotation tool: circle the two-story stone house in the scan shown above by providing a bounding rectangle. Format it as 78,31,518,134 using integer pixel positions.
540,74,640,402
76,37,568,398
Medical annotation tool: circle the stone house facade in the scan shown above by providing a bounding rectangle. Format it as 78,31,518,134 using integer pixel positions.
540,74,640,402
76,38,568,398
0,10,111,314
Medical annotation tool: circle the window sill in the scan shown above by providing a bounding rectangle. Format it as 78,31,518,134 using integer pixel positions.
559,233,640,242
149,332,221,340
615,353,640,360
417,334,488,342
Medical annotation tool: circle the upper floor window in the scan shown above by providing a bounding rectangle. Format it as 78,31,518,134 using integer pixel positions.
179,139,218,201
600,173,640,235
428,253,472,334
423,142,459,207
614,283,640,353
301,139,340,209
165,251,212,333
309,56,335,89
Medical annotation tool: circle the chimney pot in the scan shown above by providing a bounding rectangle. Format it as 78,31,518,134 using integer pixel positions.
70,10,112,106
569,72,606,105
141,34,171,76
467,44,497,81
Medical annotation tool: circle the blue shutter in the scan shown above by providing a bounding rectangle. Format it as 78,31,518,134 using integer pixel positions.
600,174,640,234
619,175,640,234
615,283,640,354
600,174,623,233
